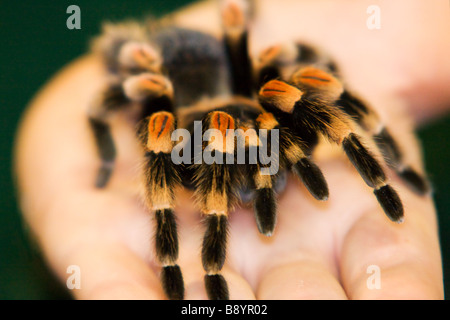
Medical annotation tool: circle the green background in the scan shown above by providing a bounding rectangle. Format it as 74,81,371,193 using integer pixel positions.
0,1,448,299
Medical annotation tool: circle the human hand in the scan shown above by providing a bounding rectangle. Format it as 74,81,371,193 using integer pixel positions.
14,0,448,299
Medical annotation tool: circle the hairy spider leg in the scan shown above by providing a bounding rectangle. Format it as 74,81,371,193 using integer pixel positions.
259,77,404,223
253,112,329,235
89,28,167,187
88,81,128,187
138,111,185,300
193,111,243,300
222,0,253,97
336,90,429,195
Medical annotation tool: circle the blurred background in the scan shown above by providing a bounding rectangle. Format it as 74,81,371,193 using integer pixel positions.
0,0,448,299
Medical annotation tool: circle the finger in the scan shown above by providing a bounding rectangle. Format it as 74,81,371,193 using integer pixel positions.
257,261,347,300
334,92,444,299
182,265,256,300
22,185,166,299
160,190,257,300
63,242,165,300
339,188,443,299
229,177,348,300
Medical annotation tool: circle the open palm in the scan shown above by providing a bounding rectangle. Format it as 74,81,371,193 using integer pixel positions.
15,0,448,299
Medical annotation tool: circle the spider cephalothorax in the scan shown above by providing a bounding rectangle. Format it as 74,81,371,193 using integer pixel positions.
87,0,429,300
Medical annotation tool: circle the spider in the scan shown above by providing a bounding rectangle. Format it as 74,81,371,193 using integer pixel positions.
87,0,429,300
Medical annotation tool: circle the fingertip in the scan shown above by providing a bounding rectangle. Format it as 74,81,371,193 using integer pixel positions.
81,281,165,300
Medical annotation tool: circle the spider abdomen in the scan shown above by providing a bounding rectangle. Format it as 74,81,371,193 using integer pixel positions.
154,27,230,107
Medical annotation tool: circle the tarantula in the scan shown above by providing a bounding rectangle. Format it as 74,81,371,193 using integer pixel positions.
87,0,429,300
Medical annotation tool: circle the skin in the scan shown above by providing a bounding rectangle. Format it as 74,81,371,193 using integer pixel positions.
14,0,449,299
